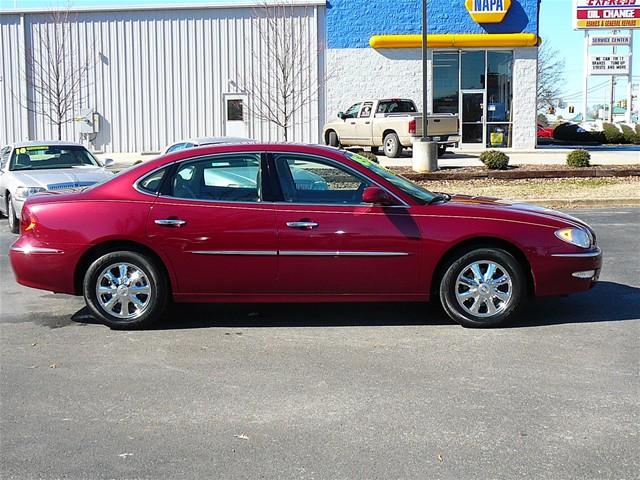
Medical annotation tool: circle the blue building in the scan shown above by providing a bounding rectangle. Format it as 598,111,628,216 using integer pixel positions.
325,0,541,149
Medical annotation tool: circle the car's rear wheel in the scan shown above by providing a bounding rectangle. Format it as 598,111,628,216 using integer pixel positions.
7,194,19,234
383,132,402,158
83,251,167,329
439,248,524,328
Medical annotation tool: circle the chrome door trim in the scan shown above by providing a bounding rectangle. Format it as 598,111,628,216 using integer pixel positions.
286,221,319,229
551,248,602,258
188,250,278,256
154,218,186,226
279,250,410,257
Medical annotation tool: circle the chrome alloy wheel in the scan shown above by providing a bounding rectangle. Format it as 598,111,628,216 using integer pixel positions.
454,260,513,318
95,262,152,319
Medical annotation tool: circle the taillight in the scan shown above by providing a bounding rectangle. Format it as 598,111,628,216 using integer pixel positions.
408,118,416,134
20,207,36,234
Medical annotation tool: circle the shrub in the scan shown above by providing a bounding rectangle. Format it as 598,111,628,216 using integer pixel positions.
620,125,637,144
635,124,640,145
602,123,624,144
479,150,510,170
358,151,379,163
566,149,591,168
552,122,602,144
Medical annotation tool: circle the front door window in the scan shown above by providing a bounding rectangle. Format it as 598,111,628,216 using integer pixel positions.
461,92,484,144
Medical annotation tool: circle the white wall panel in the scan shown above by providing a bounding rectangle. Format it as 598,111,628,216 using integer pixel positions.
1,3,325,152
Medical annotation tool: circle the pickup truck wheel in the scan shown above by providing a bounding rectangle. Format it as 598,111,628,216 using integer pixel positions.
383,133,402,158
438,145,447,158
327,131,339,147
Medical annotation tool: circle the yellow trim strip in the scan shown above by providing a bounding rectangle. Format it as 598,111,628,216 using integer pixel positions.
369,33,540,49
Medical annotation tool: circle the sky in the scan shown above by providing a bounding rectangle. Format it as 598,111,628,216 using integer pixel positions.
2,0,638,110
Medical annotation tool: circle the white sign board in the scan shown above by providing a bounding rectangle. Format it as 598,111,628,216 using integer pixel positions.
589,55,630,75
590,35,631,46
574,0,640,29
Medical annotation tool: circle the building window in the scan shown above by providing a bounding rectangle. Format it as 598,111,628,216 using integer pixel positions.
432,49,513,147
433,51,459,114
461,51,486,90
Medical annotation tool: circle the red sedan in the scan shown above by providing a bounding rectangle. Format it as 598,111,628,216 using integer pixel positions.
9,144,602,329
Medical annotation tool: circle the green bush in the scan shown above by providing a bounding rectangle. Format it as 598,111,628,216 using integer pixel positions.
621,124,637,144
479,150,510,170
357,151,380,163
635,125,640,145
566,149,591,168
602,123,624,144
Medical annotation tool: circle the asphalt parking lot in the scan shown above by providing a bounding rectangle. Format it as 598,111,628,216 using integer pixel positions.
1,208,639,480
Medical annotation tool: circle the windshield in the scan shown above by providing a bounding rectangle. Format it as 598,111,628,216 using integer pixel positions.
9,145,101,171
345,152,436,204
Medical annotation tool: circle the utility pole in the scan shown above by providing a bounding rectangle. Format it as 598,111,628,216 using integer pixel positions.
412,0,438,172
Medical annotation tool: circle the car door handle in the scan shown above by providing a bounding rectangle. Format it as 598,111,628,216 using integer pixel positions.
155,218,186,227
286,221,319,230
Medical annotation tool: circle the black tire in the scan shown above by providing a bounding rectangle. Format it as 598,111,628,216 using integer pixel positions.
439,248,524,328
83,251,168,330
370,146,379,154
437,145,447,158
327,131,339,147
7,194,19,234
383,132,402,158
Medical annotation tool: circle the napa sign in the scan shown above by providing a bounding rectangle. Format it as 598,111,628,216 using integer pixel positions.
465,0,512,23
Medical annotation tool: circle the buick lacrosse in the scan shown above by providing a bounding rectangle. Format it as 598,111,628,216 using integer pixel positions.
9,144,601,329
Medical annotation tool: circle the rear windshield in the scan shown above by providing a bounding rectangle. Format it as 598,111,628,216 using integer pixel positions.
376,100,417,114
9,145,100,171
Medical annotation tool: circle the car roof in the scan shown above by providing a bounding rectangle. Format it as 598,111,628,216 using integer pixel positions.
6,140,86,148
159,142,344,162
169,136,254,146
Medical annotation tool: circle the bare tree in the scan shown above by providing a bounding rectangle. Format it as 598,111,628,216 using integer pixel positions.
20,8,93,140
537,43,566,113
245,1,323,141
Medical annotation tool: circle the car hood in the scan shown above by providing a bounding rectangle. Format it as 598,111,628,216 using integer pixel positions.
443,194,592,230
11,167,114,190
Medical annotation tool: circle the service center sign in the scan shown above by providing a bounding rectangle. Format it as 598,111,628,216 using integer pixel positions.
589,55,631,75
574,0,640,29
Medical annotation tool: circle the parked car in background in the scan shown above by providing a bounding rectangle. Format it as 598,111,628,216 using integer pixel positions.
0,141,114,233
322,99,460,158
161,136,254,155
10,143,601,330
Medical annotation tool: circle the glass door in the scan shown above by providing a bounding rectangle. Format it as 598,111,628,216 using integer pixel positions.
461,91,485,145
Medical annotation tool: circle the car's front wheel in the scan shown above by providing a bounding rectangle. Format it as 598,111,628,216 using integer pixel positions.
7,194,19,234
83,251,168,329
439,248,524,328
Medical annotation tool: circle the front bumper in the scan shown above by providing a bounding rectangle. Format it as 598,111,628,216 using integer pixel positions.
533,247,603,297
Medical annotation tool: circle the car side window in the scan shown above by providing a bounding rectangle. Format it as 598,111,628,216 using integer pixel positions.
273,154,371,205
344,103,361,119
167,143,187,153
0,147,10,170
138,167,168,194
359,102,373,118
170,153,261,202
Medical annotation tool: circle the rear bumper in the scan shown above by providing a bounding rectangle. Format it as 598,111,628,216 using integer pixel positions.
533,247,603,297
408,135,461,146
9,238,84,294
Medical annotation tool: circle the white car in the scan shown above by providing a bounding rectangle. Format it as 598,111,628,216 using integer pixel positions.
161,136,254,155
0,141,115,233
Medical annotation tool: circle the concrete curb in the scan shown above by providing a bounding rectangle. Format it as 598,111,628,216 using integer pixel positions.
516,198,640,208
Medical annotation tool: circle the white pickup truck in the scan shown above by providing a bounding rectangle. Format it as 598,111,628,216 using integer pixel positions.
322,99,460,158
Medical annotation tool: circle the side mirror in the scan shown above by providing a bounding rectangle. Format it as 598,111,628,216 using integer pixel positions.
362,186,394,205
102,158,115,168
337,112,346,120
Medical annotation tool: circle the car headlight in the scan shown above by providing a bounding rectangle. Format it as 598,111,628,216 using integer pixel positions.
15,186,46,199
555,227,592,249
